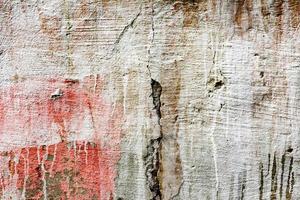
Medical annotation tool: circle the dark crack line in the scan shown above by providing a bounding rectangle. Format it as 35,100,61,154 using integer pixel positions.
145,4,163,198
147,2,155,79
97,5,142,61
144,79,162,200
151,79,162,124
112,8,142,52
171,181,184,200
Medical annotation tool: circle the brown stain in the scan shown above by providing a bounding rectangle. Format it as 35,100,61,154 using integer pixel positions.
272,0,284,41
183,1,200,27
211,0,217,13
232,0,253,34
159,61,183,199
288,0,300,28
102,0,110,8
230,0,300,42
260,0,271,32
245,0,253,29
39,14,63,52
67,0,99,73
172,0,207,28
38,0,101,74
234,0,245,28
73,0,89,18
261,0,271,17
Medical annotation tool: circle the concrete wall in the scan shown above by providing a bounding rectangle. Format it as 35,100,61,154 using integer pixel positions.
0,0,300,199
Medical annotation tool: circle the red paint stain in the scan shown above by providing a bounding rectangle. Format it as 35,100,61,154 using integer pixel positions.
0,75,121,142
0,74,123,199
0,141,117,199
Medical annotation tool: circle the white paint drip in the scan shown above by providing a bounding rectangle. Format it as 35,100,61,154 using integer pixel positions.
84,141,88,164
210,108,219,197
49,144,57,177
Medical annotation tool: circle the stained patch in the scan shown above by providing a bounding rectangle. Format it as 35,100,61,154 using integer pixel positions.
272,0,284,41
0,141,117,199
231,0,253,35
172,0,206,28
0,74,121,142
288,0,300,28
158,61,183,199
0,74,123,199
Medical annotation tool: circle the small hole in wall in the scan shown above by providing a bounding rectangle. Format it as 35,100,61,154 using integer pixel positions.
214,80,224,89
260,71,264,78
286,147,293,153
174,115,178,122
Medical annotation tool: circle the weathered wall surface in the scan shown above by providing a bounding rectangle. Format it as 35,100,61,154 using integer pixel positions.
0,0,300,199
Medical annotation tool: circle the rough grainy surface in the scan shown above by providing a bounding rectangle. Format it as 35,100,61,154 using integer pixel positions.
0,0,300,199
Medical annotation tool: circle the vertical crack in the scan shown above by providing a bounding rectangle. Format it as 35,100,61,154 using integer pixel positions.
145,138,162,200
144,3,162,199
151,79,162,124
113,9,141,51
144,79,162,200
147,1,155,79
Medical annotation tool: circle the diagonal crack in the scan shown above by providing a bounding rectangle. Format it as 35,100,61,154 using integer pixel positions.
112,8,142,52
171,181,184,199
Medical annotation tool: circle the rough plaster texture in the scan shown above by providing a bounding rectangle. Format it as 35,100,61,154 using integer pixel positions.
1,0,300,199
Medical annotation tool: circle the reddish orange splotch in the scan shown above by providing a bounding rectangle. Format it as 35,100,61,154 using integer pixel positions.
0,141,116,199
0,74,123,199
45,79,87,139
0,74,120,142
